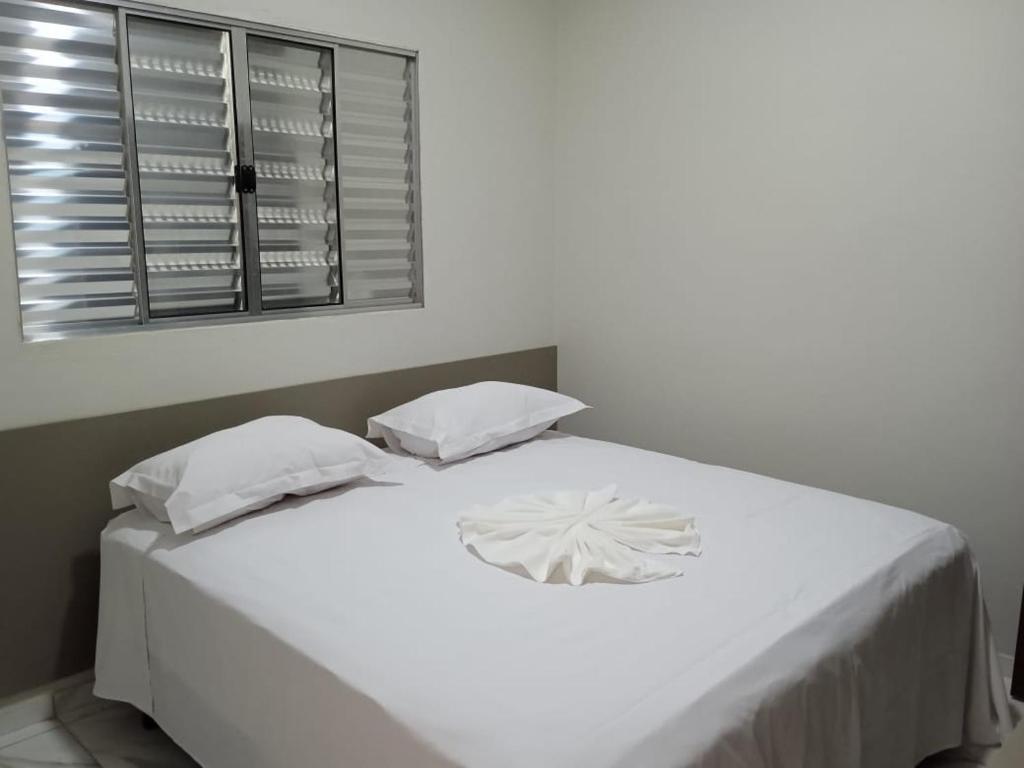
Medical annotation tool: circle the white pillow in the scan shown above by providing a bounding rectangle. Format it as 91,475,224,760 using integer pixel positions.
110,416,391,534
366,382,588,463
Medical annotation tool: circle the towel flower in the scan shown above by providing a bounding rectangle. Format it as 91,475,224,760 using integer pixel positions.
458,485,701,585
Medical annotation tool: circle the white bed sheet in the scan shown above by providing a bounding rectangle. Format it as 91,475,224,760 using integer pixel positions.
94,433,1014,768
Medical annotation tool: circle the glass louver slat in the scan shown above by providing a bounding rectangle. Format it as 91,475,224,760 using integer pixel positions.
0,0,136,338
335,46,417,305
126,16,244,318
247,36,340,310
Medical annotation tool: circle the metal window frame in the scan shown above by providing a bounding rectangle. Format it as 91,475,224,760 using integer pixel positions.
116,8,151,325
329,43,348,308
246,33,346,312
408,55,424,306
229,27,261,316
12,0,423,341
93,0,416,59
123,12,252,320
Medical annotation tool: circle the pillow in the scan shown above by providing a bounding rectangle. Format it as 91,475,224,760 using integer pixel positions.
366,382,589,463
110,416,391,534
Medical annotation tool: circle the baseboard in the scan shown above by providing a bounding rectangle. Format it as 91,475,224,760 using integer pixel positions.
0,670,93,738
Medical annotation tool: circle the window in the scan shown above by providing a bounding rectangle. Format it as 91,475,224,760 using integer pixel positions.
0,0,422,340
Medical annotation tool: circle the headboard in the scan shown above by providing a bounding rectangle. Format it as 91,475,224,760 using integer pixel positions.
0,346,556,698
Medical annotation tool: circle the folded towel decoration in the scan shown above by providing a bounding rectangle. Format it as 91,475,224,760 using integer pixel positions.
458,485,701,585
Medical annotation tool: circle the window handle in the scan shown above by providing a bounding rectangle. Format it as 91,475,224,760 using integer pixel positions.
235,164,257,194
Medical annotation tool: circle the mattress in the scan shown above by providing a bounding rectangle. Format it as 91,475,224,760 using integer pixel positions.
94,433,1014,768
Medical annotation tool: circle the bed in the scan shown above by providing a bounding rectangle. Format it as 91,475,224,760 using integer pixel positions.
94,432,1014,768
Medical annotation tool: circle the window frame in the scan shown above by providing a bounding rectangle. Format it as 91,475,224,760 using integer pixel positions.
6,0,423,340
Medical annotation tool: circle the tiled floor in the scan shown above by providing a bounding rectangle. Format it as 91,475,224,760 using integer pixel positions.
0,680,1019,767
0,681,196,768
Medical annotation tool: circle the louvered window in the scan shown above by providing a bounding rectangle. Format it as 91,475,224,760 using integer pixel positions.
0,0,421,340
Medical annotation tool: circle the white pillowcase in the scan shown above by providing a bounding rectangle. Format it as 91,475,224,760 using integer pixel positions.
366,382,588,463
110,416,391,534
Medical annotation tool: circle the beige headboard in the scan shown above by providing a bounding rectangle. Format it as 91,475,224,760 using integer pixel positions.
0,346,556,698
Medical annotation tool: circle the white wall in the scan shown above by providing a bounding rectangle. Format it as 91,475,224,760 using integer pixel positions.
555,0,1024,654
0,0,556,431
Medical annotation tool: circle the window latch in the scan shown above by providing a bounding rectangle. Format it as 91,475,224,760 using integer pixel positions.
235,164,257,194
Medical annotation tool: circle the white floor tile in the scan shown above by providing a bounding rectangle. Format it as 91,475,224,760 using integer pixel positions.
0,719,62,751
53,685,113,727
0,690,53,741
0,721,96,765
64,705,198,768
